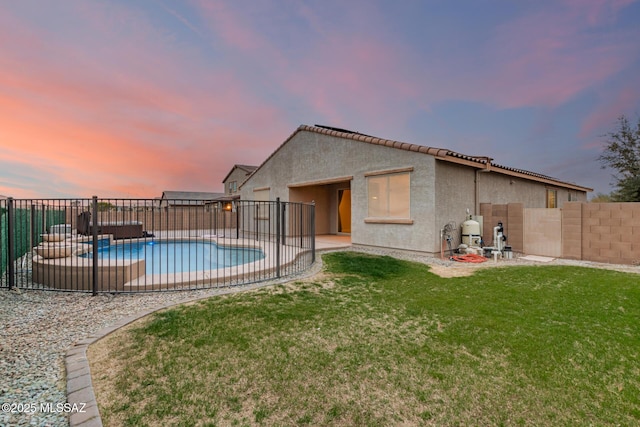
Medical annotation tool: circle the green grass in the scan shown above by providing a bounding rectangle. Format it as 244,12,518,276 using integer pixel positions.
93,252,640,426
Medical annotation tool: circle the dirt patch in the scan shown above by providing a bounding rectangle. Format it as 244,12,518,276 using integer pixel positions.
426,256,640,278
428,264,482,278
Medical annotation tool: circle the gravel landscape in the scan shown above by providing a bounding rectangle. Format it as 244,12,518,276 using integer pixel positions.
1,248,637,426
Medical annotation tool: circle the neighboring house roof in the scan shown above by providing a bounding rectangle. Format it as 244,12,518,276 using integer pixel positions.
241,124,593,193
160,191,226,205
222,164,258,183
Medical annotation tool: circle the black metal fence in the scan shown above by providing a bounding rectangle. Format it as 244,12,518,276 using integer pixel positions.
0,197,315,293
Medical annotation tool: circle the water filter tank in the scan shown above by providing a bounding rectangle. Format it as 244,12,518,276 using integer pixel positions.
461,219,481,246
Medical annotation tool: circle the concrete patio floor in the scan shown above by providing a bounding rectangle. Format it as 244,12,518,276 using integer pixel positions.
315,234,352,250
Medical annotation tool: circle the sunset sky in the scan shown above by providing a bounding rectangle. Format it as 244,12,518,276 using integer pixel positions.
1,0,639,199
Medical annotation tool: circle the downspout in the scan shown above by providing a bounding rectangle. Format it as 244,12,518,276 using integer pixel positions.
475,157,493,215
475,169,479,215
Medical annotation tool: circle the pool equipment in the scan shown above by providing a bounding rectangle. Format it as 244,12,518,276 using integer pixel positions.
461,216,481,247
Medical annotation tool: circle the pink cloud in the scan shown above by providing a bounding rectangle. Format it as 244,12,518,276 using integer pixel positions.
564,0,637,26
192,1,421,129
0,1,292,198
452,2,637,109
194,0,265,52
283,36,417,126
579,83,640,144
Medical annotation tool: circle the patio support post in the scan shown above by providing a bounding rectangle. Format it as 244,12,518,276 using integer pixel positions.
92,196,99,296
7,197,15,290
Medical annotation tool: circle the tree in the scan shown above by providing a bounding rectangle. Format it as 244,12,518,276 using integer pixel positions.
590,192,613,203
97,201,115,212
598,115,640,202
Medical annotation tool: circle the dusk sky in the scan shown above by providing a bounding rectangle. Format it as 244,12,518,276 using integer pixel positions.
1,0,639,199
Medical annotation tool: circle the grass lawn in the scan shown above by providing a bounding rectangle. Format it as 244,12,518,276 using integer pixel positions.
89,252,640,426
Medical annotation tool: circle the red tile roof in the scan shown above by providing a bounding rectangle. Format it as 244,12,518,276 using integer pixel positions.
242,125,592,192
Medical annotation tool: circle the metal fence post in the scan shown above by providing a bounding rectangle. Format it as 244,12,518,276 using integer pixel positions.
281,203,286,244
236,202,239,239
92,196,99,296
311,201,316,264
30,204,36,254
276,198,281,278
7,197,15,290
299,203,304,248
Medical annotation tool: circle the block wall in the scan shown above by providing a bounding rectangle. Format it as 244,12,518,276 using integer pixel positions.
575,202,640,265
479,202,524,252
482,202,640,265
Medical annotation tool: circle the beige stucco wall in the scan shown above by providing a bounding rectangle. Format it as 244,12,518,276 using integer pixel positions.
434,162,475,251
223,167,251,195
476,171,586,208
432,162,588,252
241,130,438,253
241,129,589,255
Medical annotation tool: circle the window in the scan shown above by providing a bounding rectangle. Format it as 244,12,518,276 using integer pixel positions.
367,172,410,220
228,181,237,194
253,188,270,219
547,189,558,208
253,188,270,201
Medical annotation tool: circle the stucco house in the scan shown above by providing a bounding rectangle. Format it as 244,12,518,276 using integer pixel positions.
222,165,258,198
159,191,226,208
240,125,592,254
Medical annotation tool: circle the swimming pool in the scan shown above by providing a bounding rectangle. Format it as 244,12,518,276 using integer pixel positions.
81,240,265,275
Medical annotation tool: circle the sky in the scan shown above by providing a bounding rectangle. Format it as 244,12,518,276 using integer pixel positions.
1,0,639,199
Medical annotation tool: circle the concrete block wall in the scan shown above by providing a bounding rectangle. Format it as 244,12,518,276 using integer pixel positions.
479,202,524,252
507,203,524,252
561,202,582,260
576,202,640,265
482,201,640,265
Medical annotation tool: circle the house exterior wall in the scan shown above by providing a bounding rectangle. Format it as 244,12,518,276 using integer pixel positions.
224,167,250,196
434,162,475,251
433,161,585,253
240,128,590,255
476,172,587,208
241,130,438,253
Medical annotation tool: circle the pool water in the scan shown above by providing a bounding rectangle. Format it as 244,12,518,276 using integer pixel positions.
81,240,265,274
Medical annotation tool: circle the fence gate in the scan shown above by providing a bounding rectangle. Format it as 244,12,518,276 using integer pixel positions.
523,208,562,257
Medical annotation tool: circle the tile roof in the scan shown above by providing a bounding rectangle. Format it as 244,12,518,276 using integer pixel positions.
222,164,258,183
242,125,593,192
160,191,226,205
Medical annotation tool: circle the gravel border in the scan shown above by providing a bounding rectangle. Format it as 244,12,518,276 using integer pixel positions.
1,261,323,427
1,247,637,427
